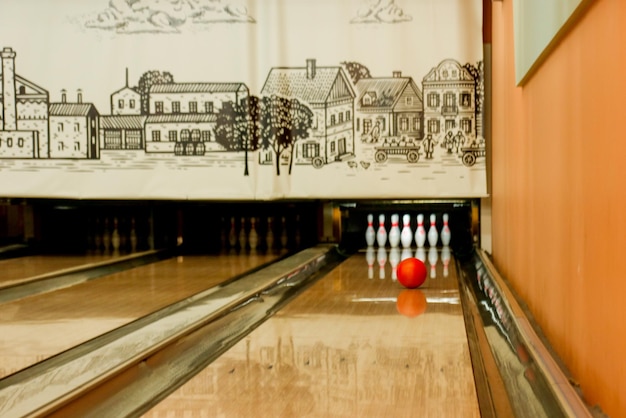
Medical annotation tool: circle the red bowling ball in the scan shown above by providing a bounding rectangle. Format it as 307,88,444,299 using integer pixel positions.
396,257,427,289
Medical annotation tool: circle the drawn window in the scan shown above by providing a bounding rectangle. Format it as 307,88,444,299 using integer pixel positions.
130,99,136,109
460,93,471,107
118,99,124,109
18,137,24,147
126,131,142,149
330,115,336,126
191,129,201,142
444,92,456,107
172,101,181,114
74,142,81,151
363,119,372,134
19,86,26,94
330,142,336,153
427,93,440,108
74,123,80,132
427,119,440,133
205,102,214,113
400,117,408,131
181,129,191,142
445,120,456,131
356,118,360,131
169,130,177,142
6,137,13,147
461,119,472,133
302,143,319,158
58,123,64,132
338,113,344,123
104,131,122,149
189,101,198,113
202,131,211,142
152,130,161,142
155,102,164,114
363,95,372,106
406,97,413,106
57,142,65,151
346,111,351,121
412,117,420,131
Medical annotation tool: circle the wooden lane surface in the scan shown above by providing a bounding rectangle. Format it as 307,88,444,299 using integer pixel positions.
0,251,284,379
0,254,127,288
143,249,480,418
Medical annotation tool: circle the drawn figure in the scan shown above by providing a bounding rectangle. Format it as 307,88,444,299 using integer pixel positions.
371,121,381,142
455,131,466,153
422,134,437,159
442,131,454,154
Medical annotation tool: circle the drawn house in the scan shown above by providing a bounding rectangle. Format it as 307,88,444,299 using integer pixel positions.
145,82,248,155
110,70,141,116
48,89,100,159
0,47,49,158
354,71,423,144
422,59,476,142
260,59,355,167
99,115,147,150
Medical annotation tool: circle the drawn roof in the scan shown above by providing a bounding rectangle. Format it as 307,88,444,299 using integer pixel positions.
150,83,247,94
355,77,423,110
0,74,48,97
49,103,98,116
100,115,147,129
261,67,347,103
111,85,140,96
145,114,217,124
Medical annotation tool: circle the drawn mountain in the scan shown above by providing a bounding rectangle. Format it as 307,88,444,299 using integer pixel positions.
85,0,254,33
351,0,412,24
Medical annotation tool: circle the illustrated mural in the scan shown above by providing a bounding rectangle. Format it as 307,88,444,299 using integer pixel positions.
0,0,485,199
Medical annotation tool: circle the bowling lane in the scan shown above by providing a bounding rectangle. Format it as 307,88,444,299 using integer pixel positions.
143,248,480,418
0,251,284,379
0,253,129,288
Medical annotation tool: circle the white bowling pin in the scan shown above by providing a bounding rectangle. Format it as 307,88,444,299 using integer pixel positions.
377,246,387,279
428,246,439,278
228,217,238,249
389,248,400,280
441,213,451,246
415,214,426,248
129,217,137,252
376,214,387,247
248,217,259,251
388,214,401,248
365,214,376,247
366,246,375,279
239,217,248,250
427,214,438,247
280,216,288,248
266,217,275,251
400,214,413,248
441,246,451,277
111,217,120,252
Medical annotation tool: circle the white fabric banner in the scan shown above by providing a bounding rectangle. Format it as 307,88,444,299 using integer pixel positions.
0,0,485,199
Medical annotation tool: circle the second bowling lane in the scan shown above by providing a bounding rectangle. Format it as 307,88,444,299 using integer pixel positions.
0,253,129,288
143,250,480,418
0,251,284,379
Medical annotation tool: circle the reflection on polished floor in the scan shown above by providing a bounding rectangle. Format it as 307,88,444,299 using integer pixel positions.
143,249,479,418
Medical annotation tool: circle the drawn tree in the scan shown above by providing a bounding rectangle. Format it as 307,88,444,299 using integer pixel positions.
341,61,372,85
137,70,174,114
215,97,263,176
285,98,313,174
463,61,484,116
260,95,313,176
215,101,239,151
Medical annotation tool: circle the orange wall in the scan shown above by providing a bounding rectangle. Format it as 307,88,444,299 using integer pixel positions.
491,0,626,416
